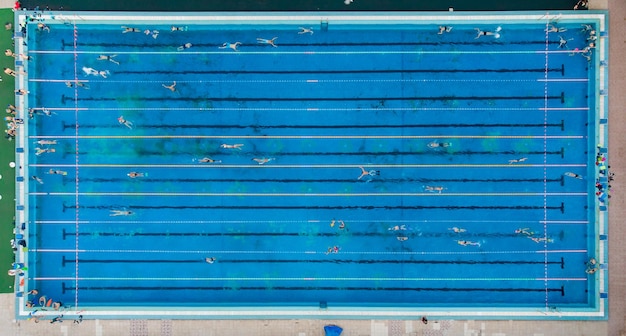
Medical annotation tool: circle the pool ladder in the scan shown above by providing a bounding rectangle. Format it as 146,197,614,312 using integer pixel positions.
320,20,329,32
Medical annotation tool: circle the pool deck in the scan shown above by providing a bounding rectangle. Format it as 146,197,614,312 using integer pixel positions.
1,0,625,335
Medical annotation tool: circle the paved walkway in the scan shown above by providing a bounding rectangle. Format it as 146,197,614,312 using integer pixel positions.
1,0,624,335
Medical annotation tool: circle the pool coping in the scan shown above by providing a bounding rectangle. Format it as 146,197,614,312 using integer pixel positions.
11,10,610,321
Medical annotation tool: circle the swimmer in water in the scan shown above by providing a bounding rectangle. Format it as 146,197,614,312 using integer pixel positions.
457,240,481,247
448,227,466,233
564,172,583,179
97,54,120,65
127,172,146,178
171,26,188,32
357,166,380,180
330,219,336,227
558,35,573,48
35,147,56,156
219,42,242,51
31,176,44,184
427,140,452,149
205,257,216,264
475,26,501,39
424,185,445,193
110,210,133,216
257,37,278,47
35,139,57,145
220,143,244,150
121,26,141,33
515,228,534,236
162,81,177,92
388,225,406,231
144,29,159,39
298,27,314,35
252,157,275,165
529,236,554,243
117,116,133,129
47,169,68,176
177,43,192,51
545,25,567,33
508,157,528,164
338,220,346,230
438,26,453,34
397,236,409,241
325,246,340,255
198,157,221,163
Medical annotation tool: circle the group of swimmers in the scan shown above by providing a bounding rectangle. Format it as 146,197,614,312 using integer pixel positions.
514,227,554,244
4,104,20,140
24,289,65,311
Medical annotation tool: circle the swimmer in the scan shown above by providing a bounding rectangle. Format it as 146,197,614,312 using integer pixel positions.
397,236,409,241
121,26,141,33
162,81,177,92
177,43,192,51
515,228,533,236
110,210,133,217
558,35,573,48
117,116,133,129
171,26,187,31
581,24,593,33
31,176,44,184
424,185,445,193
475,27,501,39
220,143,244,150
357,166,380,180
144,29,159,39
205,257,216,264
77,81,90,89
252,157,275,165
457,240,481,247
98,70,110,78
325,246,340,255
37,22,50,32
52,302,62,310
97,54,120,65
298,27,314,35
338,220,346,230
198,157,221,163
219,42,242,51
508,157,528,164
35,147,55,156
330,219,335,227
15,89,29,95
388,225,406,231
438,26,453,34
65,81,73,88
427,140,452,149
82,66,100,76
545,25,567,33
257,37,278,47
47,169,68,176
529,236,554,243
448,227,466,233
38,296,47,306
27,289,39,295
127,172,146,178
564,172,583,179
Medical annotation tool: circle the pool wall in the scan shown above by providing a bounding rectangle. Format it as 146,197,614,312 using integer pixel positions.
11,10,609,320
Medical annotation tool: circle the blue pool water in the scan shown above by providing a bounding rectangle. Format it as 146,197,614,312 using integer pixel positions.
21,15,600,311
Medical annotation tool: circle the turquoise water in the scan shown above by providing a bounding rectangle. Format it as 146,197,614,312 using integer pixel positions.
24,18,597,309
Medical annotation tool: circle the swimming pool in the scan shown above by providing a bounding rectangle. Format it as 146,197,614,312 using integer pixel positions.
11,11,609,320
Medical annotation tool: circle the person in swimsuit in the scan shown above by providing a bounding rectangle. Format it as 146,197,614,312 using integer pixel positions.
438,26,453,34
97,54,120,65
298,27,314,35
127,172,146,178
457,240,481,247
252,158,275,165
257,37,278,47
110,210,133,216
475,27,501,39
162,81,177,92
121,26,141,33
118,116,133,129
357,166,379,180
220,143,244,150
219,42,242,51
